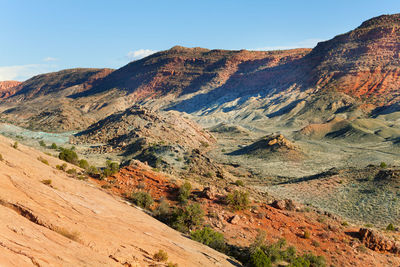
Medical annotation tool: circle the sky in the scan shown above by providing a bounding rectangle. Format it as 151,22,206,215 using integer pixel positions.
0,0,399,81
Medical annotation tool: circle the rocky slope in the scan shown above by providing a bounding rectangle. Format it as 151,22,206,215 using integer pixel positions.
0,134,235,266
0,81,22,98
7,68,113,100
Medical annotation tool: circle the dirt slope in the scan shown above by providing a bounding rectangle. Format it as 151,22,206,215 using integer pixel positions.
0,135,235,266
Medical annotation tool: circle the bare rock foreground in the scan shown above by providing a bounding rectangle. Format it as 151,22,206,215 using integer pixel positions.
0,135,235,266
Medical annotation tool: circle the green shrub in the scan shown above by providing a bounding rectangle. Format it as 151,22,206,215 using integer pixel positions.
234,179,244,186
226,190,249,210
12,141,18,149
38,140,46,147
154,200,171,222
130,191,154,210
380,162,387,168
87,165,99,176
58,148,78,165
171,203,204,233
303,231,311,239
50,143,58,149
56,163,68,171
153,249,168,262
38,156,49,165
178,181,192,203
250,248,271,267
190,226,226,252
66,168,77,176
386,223,396,231
78,159,89,170
41,179,52,185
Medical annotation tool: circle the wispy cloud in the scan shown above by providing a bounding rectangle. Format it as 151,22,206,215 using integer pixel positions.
43,57,58,62
253,38,324,51
0,64,57,81
127,49,157,61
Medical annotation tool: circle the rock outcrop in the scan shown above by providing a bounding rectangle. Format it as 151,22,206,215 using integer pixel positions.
359,228,400,254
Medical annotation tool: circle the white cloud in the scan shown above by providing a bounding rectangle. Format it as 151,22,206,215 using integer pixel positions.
0,64,56,81
253,38,324,51
127,49,157,61
43,57,58,62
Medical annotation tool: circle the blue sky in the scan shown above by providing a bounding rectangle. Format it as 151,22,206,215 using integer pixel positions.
0,0,399,81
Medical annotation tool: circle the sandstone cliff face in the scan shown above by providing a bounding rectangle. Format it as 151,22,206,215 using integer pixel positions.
307,14,400,105
0,81,22,98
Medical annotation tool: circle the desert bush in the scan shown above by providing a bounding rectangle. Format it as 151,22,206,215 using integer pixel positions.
234,179,244,186
56,163,68,171
37,156,49,165
190,226,226,252
246,234,326,267
78,159,89,170
58,148,78,165
38,140,46,147
66,168,77,176
380,162,388,168
41,179,52,185
178,181,192,203
153,249,168,262
226,190,249,210
50,143,58,149
386,223,396,231
130,191,154,210
303,231,311,239
154,199,170,221
12,141,18,149
87,165,99,176
171,203,204,233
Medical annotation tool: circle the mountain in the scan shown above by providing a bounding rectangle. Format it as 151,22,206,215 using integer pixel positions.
1,14,400,131
0,81,22,98
306,14,400,105
8,68,113,100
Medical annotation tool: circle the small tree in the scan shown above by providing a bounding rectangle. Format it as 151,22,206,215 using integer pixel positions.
226,190,249,210
130,191,154,210
178,181,192,203
171,203,204,233
78,159,90,170
59,148,78,165
50,143,58,149
190,226,226,252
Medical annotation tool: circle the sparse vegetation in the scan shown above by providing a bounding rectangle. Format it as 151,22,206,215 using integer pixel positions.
78,159,89,170
171,203,204,233
41,179,52,185
226,190,249,210
102,160,120,178
58,147,78,165
129,191,154,210
190,226,226,252
66,168,77,176
38,140,46,147
234,179,244,186
244,232,326,267
37,156,49,165
386,223,396,231
12,141,18,149
380,162,387,168
50,143,58,149
178,181,192,203
153,249,168,262
56,163,68,171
